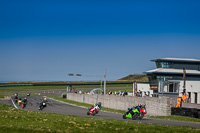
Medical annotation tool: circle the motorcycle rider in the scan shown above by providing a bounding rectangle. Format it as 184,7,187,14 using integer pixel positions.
39,97,48,110
18,98,22,106
22,98,27,108
89,102,101,112
96,102,101,110
43,97,48,103
14,93,18,103
129,104,142,115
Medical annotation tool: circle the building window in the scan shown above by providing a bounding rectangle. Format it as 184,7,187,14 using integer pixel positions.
157,76,173,81
156,62,171,68
159,81,179,93
161,62,169,68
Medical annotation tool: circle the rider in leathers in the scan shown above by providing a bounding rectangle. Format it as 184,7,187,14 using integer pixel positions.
39,97,48,110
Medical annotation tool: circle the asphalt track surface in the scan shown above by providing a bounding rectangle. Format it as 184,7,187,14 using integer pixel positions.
2,96,200,128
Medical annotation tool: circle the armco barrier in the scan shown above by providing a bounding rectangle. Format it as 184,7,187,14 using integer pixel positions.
67,93,177,116
171,107,200,118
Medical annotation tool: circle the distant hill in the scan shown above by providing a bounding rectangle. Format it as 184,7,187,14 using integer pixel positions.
118,74,149,82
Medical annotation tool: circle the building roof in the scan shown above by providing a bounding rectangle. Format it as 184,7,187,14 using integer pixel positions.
151,58,200,63
145,68,200,75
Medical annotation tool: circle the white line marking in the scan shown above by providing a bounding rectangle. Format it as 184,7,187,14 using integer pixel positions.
10,96,18,109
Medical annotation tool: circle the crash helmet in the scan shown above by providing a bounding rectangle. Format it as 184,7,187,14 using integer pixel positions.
19,98,21,100
44,97,47,100
24,98,27,99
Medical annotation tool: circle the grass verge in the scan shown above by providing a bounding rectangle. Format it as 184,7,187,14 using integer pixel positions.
0,84,132,93
0,95,5,99
0,86,67,92
146,115,200,123
0,103,199,133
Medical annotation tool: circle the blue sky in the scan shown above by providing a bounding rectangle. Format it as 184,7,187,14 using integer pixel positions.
0,0,200,82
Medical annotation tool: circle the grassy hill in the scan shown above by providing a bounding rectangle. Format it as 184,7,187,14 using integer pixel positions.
118,74,149,82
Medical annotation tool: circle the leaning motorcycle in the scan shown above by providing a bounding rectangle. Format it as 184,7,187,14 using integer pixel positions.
139,104,147,119
87,102,101,116
39,102,47,110
87,106,99,116
15,98,18,104
123,105,147,120
22,102,26,109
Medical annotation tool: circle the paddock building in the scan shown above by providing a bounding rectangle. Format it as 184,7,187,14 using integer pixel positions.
136,58,200,104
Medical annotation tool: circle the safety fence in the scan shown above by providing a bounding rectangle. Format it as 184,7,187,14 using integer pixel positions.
171,107,200,119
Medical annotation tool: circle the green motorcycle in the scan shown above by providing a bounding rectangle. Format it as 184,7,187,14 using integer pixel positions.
123,106,140,120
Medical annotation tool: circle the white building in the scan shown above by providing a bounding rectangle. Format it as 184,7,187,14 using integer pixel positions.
143,58,200,104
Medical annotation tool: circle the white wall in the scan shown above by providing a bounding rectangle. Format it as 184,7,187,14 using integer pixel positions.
133,83,153,97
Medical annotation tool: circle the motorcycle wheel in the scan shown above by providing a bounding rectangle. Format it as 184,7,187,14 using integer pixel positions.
123,114,126,119
132,113,138,120
39,106,43,110
92,111,96,116
139,113,144,119
87,112,90,115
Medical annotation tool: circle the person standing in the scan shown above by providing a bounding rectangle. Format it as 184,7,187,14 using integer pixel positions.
182,93,187,103
176,97,182,108
124,90,128,96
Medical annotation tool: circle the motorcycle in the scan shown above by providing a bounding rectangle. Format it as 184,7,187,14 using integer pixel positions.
139,104,147,119
123,104,147,120
15,98,18,104
18,99,22,106
87,102,101,116
39,102,47,110
14,93,18,104
22,102,26,109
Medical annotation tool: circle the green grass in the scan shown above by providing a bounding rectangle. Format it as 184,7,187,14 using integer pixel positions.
118,74,149,82
146,115,200,123
49,96,200,124
0,95,5,99
0,86,67,92
0,84,132,93
0,103,199,133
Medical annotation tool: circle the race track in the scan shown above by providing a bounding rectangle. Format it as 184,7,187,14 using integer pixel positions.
7,96,200,128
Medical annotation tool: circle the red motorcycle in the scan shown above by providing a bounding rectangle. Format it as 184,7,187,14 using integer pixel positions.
87,102,101,116
139,104,147,119
15,98,18,104
22,102,26,109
